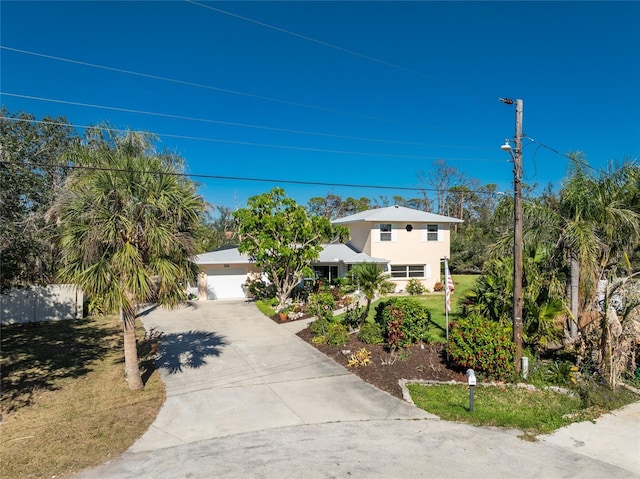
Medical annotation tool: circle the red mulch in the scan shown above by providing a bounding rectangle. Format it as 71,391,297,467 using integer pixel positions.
296,326,467,399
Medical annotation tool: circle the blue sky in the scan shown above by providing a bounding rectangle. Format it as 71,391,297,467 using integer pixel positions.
2,1,639,210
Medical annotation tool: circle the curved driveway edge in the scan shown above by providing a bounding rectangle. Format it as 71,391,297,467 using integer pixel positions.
78,418,637,478
129,300,431,452
76,300,639,478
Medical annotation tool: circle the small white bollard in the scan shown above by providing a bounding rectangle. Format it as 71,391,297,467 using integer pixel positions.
521,356,529,379
467,369,476,413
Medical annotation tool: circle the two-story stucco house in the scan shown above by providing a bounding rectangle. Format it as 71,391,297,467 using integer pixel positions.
193,205,461,300
333,205,462,292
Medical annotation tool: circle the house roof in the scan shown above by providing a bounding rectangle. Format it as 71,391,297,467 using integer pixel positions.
332,205,463,224
195,243,388,265
194,246,250,265
316,243,388,264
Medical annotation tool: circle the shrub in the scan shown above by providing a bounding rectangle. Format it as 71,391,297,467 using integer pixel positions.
87,295,106,316
343,302,365,330
307,292,335,321
310,317,329,337
406,278,426,296
447,313,515,379
358,322,384,345
545,361,578,386
329,285,343,302
326,322,349,346
375,298,431,347
348,348,372,367
247,279,276,300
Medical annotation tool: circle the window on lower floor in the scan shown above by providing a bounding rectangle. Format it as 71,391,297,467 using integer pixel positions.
390,264,425,278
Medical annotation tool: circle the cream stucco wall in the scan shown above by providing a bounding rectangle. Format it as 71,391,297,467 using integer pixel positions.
346,223,372,255
348,222,451,291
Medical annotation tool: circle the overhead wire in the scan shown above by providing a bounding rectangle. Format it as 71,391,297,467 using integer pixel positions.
2,116,503,163
1,92,496,151
1,117,503,196
0,159,502,196
0,45,464,134
186,1,492,99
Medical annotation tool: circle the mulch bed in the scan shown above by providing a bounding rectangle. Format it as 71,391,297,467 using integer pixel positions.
296,326,467,399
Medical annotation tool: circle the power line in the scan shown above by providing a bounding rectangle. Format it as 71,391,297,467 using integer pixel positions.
0,160,501,196
1,92,495,151
2,116,504,163
186,1,490,99
527,137,611,176
0,45,456,133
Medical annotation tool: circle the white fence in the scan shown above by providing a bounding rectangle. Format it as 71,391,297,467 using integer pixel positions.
0,284,83,325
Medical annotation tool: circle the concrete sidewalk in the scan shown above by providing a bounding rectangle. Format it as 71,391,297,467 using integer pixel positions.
76,300,640,478
540,400,640,473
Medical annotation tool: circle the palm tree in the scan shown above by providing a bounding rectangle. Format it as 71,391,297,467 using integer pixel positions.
558,157,639,338
343,262,393,324
54,130,205,390
523,156,639,339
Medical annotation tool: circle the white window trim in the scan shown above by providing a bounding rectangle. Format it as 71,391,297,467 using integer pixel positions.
390,264,426,278
422,224,443,242
375,223,398,242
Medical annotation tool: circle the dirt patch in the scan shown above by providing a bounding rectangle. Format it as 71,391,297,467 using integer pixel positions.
296,327,467,399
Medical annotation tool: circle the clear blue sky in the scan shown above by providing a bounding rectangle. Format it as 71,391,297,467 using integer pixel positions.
2,1,639,210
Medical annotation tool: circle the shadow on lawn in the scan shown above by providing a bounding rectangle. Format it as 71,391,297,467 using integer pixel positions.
155,330,227,375
0,318,118,413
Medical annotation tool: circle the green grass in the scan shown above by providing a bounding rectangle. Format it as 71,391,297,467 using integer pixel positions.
338,274,478,341
407,383,638,435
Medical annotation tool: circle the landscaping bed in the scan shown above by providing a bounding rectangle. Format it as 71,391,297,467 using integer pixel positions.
297,327,467,399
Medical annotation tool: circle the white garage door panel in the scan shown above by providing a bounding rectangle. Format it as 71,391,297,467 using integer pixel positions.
207,268,247,300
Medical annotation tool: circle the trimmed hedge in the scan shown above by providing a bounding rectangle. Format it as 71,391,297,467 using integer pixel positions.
374,297,431,347
448,314,515,379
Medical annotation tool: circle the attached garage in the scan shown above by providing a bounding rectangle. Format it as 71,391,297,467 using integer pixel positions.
205,267,248,300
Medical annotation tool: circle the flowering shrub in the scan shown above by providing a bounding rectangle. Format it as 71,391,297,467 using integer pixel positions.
448,313,515,379
406,278,426,296
307,292,335,321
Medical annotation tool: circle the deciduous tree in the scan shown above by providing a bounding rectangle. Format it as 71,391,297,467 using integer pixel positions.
235,188,346,310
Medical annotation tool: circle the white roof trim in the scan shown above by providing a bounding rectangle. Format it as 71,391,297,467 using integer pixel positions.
195,244,388,265
333,205,463,224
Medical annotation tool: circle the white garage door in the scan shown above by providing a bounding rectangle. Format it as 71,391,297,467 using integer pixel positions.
206,268,247,300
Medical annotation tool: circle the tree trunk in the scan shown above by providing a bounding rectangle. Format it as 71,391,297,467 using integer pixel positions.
569,251,579,339
121,306,144,391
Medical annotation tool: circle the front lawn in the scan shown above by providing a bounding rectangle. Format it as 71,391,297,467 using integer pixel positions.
335,274,478,341
407,382,638,436
1,315,165,479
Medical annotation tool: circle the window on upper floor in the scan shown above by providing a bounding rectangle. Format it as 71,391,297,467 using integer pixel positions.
380,223,392,241
423,224,441,242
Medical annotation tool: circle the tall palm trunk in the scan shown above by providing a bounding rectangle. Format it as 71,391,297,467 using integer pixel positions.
120,306,144,391
569,251,579,339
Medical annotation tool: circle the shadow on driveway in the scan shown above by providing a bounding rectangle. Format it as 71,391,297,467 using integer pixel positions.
156,330,227,374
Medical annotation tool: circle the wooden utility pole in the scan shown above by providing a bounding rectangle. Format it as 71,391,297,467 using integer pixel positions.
500,97,524,374
513,99,523,374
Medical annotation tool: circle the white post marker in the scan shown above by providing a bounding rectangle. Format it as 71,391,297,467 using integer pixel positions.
467,369,476,413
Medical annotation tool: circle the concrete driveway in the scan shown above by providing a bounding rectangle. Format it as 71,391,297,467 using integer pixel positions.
130,300,430,451
76,300,640,478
